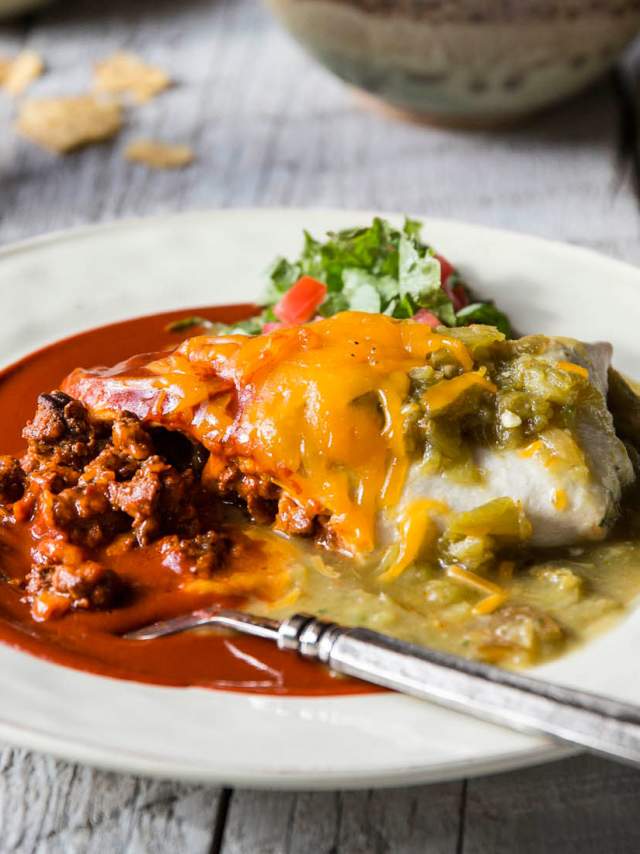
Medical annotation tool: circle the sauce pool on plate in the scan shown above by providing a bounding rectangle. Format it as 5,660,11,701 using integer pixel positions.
0,305,375,695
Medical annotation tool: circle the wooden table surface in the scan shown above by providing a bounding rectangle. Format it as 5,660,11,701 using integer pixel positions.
2,0,640,851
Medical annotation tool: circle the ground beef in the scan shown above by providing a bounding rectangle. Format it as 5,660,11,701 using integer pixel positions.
80,445,141,486
107,456,200,545
50,561,121,608
9,390,328,620
10,394,234,619
213,461,327,537
276,494,316,537
25,535,123,618
26,550,122,619
0,456,25,503
111,412,155,461
150,426,208,474
22,391,107,472
161,531,231,578
215,463,280,524
43,483,129,548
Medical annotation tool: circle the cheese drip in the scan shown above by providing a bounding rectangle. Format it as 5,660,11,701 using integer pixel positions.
145,312,473,553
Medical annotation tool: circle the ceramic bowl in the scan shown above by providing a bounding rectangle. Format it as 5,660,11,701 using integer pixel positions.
0,0,49,18
265,0,640,126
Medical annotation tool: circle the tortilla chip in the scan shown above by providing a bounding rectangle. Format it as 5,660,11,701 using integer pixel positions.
16,95,123,154
0,57,12,86
94,52,171,104
124,139,194,169
2,51,44,96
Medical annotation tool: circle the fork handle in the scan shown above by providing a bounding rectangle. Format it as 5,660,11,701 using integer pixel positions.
278,614,640,766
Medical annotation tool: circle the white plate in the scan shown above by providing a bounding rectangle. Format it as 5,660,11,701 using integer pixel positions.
1,208,640,788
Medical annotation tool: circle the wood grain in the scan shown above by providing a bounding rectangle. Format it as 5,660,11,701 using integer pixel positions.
1,0,639,260
0,747,222,853
221,783,463,854
463,755,640,854
1,0,640,851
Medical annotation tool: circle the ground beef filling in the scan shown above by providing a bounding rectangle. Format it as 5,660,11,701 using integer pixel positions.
0,456,25,504
0,391,333,621
1,391,234,620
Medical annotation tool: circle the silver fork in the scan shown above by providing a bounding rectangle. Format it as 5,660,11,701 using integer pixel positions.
125,607,640,767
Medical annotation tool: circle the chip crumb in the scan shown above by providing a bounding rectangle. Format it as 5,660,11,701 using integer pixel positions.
94,52,171,104
2,50,45,96
0,57,12,85
16,95,123,154
124,138,194,169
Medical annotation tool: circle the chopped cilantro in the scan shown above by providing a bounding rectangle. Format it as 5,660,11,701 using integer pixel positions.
456,302,512,336
265,218,447,320
165,316,212,333
261,217,510,332
170,217,512,336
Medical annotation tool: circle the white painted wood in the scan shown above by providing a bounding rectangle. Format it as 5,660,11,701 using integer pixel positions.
222,783,463,854
0,747,222,853
1,0,640,850
463,755,640,853
1,0,639,261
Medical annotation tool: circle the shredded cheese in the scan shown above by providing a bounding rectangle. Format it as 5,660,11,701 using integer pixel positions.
379,498,448,582
422,371,497,415
268,587,301,610
519,439,545,458
472,592,508,615
71,311,478,557
447,564,509,616
400,324,473,371
556,360,589,379
552,488,568,511
518,437,562,470
446,564,504,595
378,372,411,508
144,312,475,555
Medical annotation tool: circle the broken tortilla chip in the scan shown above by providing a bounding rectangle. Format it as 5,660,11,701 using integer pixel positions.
124,138,194,169
94,52,171,104
2,50,44,96
0,57,12,86
16,95,123,154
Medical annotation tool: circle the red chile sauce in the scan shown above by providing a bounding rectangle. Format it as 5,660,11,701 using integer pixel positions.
0,306,375,696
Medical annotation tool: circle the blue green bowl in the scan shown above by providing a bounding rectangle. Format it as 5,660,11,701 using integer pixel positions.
265,0,640,126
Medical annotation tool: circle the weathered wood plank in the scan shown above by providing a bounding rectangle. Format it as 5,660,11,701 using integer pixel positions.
0,15,27,184
462,754,640,854
1,0,639,263
615,38,640,209
221,782,464,854
0,747,222,854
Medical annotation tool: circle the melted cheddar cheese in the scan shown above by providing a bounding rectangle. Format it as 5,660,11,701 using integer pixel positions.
146,312,473,554
422,371,497,415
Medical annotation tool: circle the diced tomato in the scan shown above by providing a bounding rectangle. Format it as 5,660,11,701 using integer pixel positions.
412,309,441,328
452,284,469,310
436,253,455,285
274,276,327,325
437,252,469,311
262,321,286,333
442,280,469,312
